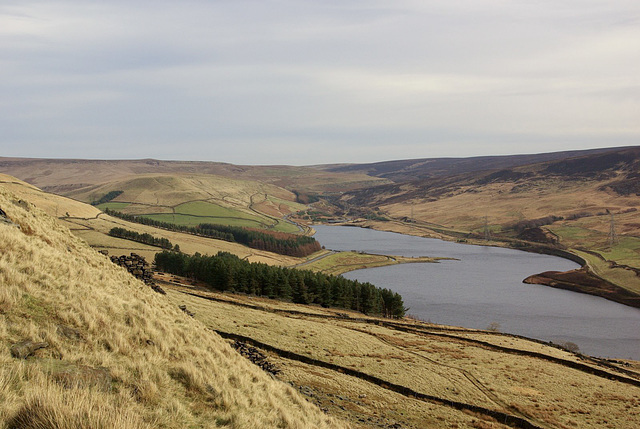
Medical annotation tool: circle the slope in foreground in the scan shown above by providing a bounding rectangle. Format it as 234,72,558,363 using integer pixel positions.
0,186,344,429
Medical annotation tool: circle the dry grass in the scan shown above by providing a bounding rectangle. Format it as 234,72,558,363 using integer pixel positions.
165,283,640,429
0,174,101,219
275,358,513,429
383,179,640,234
0,186,346,429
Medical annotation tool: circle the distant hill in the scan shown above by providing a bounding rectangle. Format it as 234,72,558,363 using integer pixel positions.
338,146,640,207
0,157,388,196
335,146,640,302
319,146,636,182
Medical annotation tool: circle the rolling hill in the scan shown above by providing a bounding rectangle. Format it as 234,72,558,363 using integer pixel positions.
318,147,632,182
332,147,640,300
2,147,639,304
2,176,640,428
0,185,343,428
0,157,388,196
0,174,307,266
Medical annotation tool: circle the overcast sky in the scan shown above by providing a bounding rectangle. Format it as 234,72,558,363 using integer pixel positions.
1,1,638,165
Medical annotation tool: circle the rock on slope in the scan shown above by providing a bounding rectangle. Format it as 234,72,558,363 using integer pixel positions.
0,185,345,429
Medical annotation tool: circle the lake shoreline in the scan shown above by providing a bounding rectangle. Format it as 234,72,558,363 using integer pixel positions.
316,219,640,310
313,224,640,359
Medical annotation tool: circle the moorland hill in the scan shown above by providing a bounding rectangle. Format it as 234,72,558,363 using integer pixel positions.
334,146,640,303
319,146,629,182
2,180,640,428
0,185,344,428
2,146,639,306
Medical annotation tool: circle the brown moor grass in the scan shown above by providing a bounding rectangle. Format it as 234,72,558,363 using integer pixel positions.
0,186,346,429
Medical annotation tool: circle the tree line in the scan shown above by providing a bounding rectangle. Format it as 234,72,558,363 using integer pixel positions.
198,223,321,257
108,227,175,250
155,251,406,318
104,208,321,257
511,215,563,233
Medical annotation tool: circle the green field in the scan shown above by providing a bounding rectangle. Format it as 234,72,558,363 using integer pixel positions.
266,195,307,212
140,201,300,233
548,225,606,247
265,218,301,234
300,251,440,275
549,225,640,294
303,252,391,274
594,236,640,268
176,201,257,219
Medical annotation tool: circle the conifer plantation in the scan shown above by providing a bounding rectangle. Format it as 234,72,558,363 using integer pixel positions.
108,227,175,249
155,251,406,318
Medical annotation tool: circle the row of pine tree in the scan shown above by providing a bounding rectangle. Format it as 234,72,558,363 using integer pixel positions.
109,227,174,249
155,251,406,318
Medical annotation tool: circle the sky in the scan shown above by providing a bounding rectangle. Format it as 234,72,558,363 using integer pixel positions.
1,0,639,165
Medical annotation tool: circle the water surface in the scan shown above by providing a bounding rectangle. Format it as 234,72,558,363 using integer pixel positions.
313,225,640,360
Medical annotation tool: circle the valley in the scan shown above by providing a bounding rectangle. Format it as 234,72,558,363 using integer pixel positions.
1,146,640,428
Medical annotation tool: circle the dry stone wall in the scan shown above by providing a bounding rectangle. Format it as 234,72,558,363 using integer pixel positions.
104,251,166,294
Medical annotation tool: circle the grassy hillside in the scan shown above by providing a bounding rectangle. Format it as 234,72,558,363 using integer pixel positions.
65,173,305,234
0,186,344,428
0,174,102,219
0,175,307,267
338,147,640,299
160,278,640,429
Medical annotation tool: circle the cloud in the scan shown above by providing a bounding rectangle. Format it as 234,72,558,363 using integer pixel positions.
0,0,638,164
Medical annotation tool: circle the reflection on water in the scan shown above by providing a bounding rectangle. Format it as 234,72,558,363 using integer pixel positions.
313,225,640,359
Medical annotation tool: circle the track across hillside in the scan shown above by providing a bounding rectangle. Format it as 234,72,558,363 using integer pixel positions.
160,278,640,429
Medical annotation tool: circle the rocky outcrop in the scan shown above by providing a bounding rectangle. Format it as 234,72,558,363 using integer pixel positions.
0,206,20,229
231,340,280,376
10,340,49,359
108,253,166,294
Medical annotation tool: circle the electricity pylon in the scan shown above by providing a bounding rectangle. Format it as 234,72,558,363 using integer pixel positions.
609,213,618,247
484,216,491,241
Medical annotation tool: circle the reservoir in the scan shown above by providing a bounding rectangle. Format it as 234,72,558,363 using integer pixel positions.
313,225,640,360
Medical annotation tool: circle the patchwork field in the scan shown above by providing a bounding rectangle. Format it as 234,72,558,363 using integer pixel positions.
0,176,309,265
72,174,306,233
